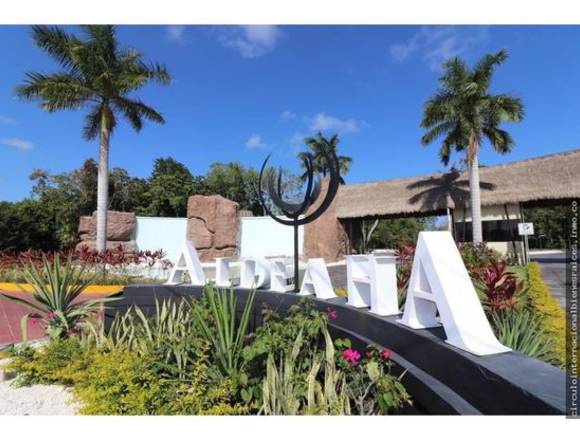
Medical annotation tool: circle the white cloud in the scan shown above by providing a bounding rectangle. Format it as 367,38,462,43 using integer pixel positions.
308,112,363,134
0,115,17,125
166,25,186,42
245,134,268,149
2,137,33,151
281,110,296,121
389,26,489,71
218,25,281,58
286,132,306,150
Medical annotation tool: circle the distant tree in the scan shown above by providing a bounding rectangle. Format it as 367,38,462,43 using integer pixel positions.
0,200,59,252
368,218,435,250
420,50,524,243
298,132,352,184
524,205,569,249
205,162,261,213
16,25,170,251
143,157,202,217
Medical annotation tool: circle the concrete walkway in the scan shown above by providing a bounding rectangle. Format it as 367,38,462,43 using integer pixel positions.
529,250,567,308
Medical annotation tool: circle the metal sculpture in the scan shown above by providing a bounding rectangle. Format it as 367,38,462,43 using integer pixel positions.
257,148,341,292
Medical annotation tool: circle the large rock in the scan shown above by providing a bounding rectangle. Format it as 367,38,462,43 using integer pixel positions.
304,179,350,262
77,211,136,241
186,195,240,262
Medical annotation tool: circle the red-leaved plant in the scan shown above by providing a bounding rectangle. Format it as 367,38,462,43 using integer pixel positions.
479,260,524,313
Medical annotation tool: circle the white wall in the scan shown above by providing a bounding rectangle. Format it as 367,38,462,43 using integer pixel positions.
240,216,304,259
135,216,188,262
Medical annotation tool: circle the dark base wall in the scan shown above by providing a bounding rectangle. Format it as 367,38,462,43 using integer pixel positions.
106,285,566,415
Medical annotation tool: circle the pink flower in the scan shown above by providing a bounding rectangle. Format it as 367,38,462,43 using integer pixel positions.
326,307,337,320
342,348,361,366
46,311,57,321
381,349,391,361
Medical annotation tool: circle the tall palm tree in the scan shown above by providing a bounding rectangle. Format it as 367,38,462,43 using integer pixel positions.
17,25,171,252
298,132,352,184
420,50,524,243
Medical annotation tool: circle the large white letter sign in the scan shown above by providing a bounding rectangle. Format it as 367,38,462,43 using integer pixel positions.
165,241,206,286
346,255,371,308
270,259,294,293
398,231,510,356
368,255,399,316
239,258,270,289
299,258,336,299
346,255,399,315
215,257,232,288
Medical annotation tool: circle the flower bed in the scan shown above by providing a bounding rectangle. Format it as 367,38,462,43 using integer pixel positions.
5,290,410,415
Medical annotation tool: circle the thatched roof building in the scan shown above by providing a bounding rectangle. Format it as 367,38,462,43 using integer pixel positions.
335,148,580,219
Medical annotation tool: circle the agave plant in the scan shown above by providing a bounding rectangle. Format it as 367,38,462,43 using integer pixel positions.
491,309,559,365
191,285,256,378
0,253,117,341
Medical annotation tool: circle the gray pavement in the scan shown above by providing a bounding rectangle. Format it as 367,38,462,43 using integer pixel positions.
529,251,568,309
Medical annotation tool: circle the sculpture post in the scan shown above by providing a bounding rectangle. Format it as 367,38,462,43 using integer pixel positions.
257,149,341,292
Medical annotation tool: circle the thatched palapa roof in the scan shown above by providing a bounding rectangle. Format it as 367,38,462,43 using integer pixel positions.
335,148,580,219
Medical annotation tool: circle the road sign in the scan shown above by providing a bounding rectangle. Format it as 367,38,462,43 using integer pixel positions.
518,222,534,236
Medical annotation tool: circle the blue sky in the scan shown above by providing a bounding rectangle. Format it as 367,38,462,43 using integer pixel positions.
1,25,579,201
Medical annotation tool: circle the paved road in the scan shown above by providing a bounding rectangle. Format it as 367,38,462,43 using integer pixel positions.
529,251,568,309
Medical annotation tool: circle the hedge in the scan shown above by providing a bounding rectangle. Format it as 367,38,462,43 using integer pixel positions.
526,262,566,367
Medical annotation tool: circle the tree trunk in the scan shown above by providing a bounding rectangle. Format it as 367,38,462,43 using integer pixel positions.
468,149,483,243
96,126,110,253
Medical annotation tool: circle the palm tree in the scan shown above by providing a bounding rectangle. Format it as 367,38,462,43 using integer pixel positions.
16,25,171,252
298,132,352,184
420,50,524,243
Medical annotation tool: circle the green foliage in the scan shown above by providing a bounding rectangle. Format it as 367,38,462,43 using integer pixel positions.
334,340,411,414
0,254,116,341
526,263,566,367
204,162,262,212
7,338,87,386
68,346,245,415
458,242,502,277
191,286,255,378
297,132,352,184
7,291,409,415
260,327,351,415
420,49,524,166
0,199,59,252
369,218,434,250
524,205,570,249
139,157,205,217
490,309,560,365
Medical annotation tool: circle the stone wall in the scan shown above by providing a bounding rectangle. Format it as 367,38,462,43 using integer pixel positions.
76,211,136,252
304,179,350,262
186,195,240,262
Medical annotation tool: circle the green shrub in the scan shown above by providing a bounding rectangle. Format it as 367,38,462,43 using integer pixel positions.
66,344,246,415
7,338,88,386
490,309,560,365
526,263,566,367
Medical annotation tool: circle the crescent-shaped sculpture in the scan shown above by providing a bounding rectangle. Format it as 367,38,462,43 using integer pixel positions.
257,147,341,292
